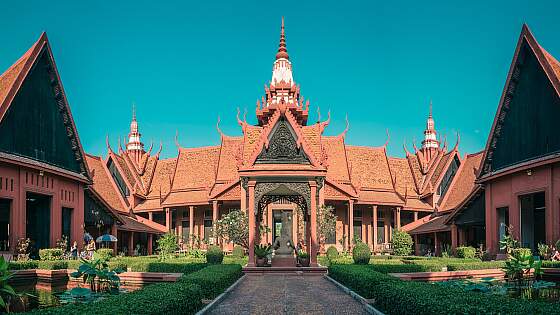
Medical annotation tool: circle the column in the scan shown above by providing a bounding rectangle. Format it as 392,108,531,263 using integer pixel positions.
348,200,354,248
384,209,391,243
372,205,378,253
414,234,420,255
240,181,247,211
458,228,466,246
128,232,134,256
451,224,458,254
310,182,318,266
111,224,118,255
148,211,153,221
212,201,218,244
318,182,325,207
189,206,194,247
147,233,153,255
247,182,256,267
395,207,401,230
165,208,171,232
267,205,273,244
414,211,418,222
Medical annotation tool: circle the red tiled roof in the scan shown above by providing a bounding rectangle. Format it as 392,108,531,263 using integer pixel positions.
242,126,263,163
147,158,176,198
0,44,35,110
164,190,209,205
440,152,483,211
172,147,219,190
403,213,451,234
85,154,126,213
215,137,243,182
388,157,418,197
117,213,165,234
323,136,350,182
346,146,393,190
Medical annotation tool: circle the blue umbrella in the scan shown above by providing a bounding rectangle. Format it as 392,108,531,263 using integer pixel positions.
96,234,118,243
83,232,93,242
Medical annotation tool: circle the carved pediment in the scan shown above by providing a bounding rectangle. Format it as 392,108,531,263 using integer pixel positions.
255,119,310,164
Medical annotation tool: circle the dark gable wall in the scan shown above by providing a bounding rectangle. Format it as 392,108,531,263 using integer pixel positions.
491,42,560,172
0,49,81,173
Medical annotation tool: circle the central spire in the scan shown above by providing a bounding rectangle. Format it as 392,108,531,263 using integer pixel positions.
127,103,145,164
276,17,289,60
271,17,294,85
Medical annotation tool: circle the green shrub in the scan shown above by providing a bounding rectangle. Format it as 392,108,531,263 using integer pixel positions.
455,246,476,259
39,248,63,261
8,260,38,270
326,246,339,261
24,280,203,315
542,260,560,268
446,261,505,271
94,248,114,261
206,245,224,264
392,230,413,256
181,264,243,299
352,242,371,265
511,247,532,260
232,245,244,258
38,260,68,270
328,264,560,315
156,232,178,260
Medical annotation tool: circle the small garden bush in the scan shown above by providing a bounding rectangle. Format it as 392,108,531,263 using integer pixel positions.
39,248,63,261
352,242,371,265
511,247,532,259
328,264,560,314
232,245,244,258
181,264,243,299
94,248,114,261
8,260,38,270
206,245,224,264
455,246,476,259
446,261,505,271
391,230,413,256
326,246,339,261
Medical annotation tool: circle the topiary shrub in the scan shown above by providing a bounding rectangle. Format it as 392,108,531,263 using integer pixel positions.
326,246,339,261
455,246,476,259
232,245,244,258
39,248,63,261
391,230,413,256
206,246,224,264
352,242,371,265
94,248,114,261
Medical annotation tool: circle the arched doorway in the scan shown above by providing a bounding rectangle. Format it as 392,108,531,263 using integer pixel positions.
245,179,321,267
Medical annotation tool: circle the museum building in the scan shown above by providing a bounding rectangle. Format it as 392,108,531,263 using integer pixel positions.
1,20,559,264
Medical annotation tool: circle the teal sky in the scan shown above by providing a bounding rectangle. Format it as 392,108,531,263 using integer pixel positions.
0,1,557,158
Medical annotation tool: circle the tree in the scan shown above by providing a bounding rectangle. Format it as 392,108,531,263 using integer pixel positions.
156,232,178,260
215,210,250,249
318,205,337,249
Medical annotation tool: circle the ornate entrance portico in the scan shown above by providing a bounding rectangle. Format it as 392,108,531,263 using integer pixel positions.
242,177,324,267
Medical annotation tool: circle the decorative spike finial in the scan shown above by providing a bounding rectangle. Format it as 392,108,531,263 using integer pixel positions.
132,102,136,121
341,114,350,139
454,131,461,151
174,130,181,150
384,129,390,148
429,99,432,118
276,17,289,60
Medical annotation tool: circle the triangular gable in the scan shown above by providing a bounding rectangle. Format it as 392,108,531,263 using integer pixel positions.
0,33,89,178
480,25,560,179
254,115,311,165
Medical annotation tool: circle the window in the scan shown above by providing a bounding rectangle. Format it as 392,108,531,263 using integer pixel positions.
377,220,385,244
353,220,362,242
62,207,72,247
497,206,509,244
107,160,129,198
203,209,213,242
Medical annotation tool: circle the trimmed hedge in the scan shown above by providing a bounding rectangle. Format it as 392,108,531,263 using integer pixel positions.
24,280,203,315
206,245,224,264
455,246,476,259
94,248,114,261
446,261,505,271
39,248,63,261
37,260,68,270
8,260,39,270
352,242,371,264
328,264,559,314
181,264,243,299
542,260,560,268
326,246,339,261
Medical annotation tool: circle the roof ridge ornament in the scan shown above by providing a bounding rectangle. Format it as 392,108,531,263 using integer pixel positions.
276,16,289,60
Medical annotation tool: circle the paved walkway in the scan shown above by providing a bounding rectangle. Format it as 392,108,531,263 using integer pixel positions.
207,274,369,315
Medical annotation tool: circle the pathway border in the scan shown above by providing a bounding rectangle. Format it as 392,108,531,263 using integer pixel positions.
324,275,385,315
196,275,246,315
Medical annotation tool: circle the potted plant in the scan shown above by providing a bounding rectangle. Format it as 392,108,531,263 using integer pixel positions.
254,244,272,267
298,251,310,267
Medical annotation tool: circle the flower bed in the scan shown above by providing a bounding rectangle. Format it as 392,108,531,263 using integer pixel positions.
328,264,559,314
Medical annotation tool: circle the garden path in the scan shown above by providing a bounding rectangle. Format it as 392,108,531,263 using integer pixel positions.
206,274,369,315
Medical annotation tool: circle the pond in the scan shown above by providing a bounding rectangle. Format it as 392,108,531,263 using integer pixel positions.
435,278,560,302
9,285,127,313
